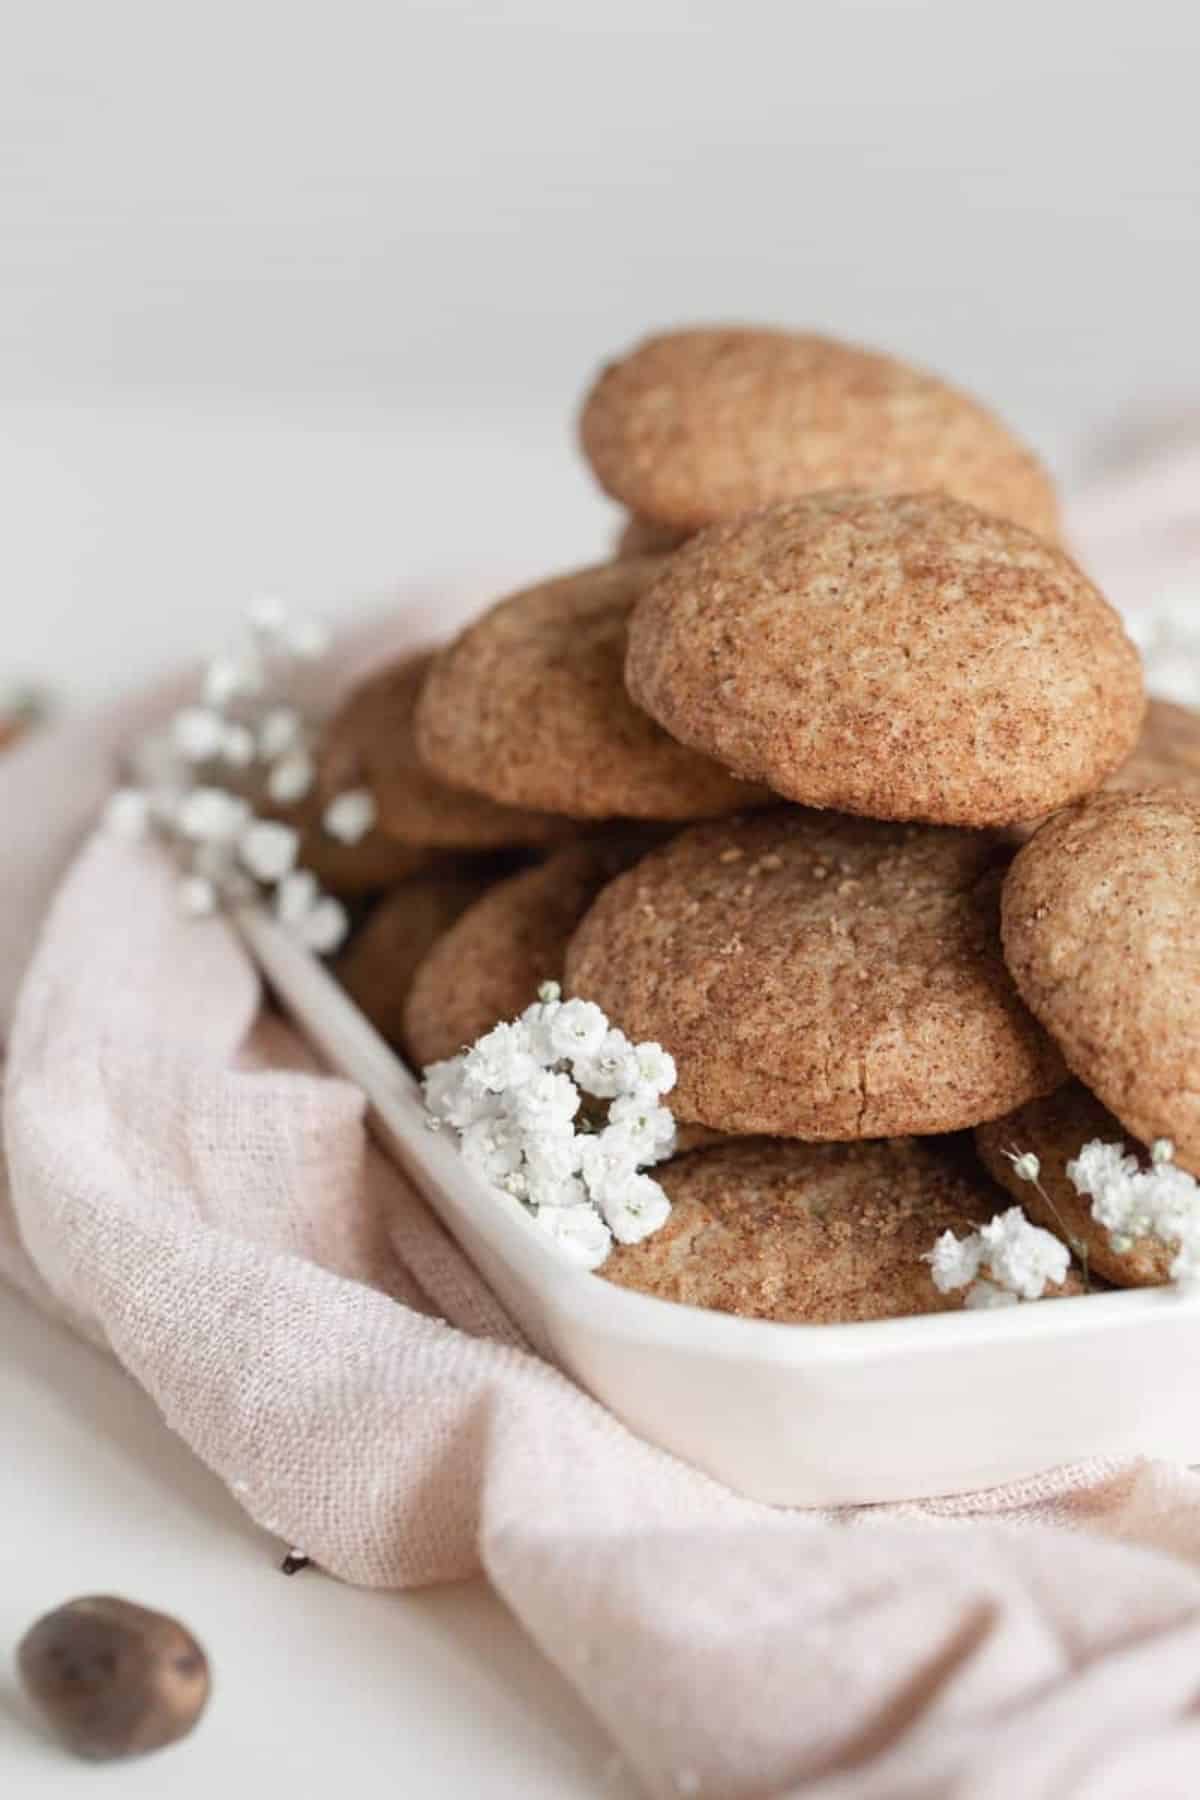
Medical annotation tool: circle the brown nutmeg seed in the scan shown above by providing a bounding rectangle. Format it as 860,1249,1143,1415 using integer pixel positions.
17,1596,209,1760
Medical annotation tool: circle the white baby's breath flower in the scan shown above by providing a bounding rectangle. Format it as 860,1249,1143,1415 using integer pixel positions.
422,992,675,1269
275,868,319,926
533,1203,613,1270
526,1170,589,1212
924,1229,984,1295
463,1021,540,1095
267,749,315,805
171,706,226,762
459,1115,526,1182
220,722,257,767
964,1278,1021,1311
631,1042,677,1099
607,1092,677,1163
203,650,264,709
423,1058,501,1130
259,706,303,761
238,819,300,883
600,1171,671,1245
976,1207,1069,1300
548,998,609,1061
925,1207,1066,1305
286,617,332,661
1004,1149,1041,1184
177,874,219,917
523,1128,584,1187
1152,1139,1176,1167
572,1027,640,1099
248,593,288,636
177,787,251,844
323,788,377,846
511,1069,581,1134
297,894,349,955
578,1127,641,1206
104,787,151,840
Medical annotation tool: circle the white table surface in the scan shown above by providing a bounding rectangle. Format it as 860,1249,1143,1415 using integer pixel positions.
0,1287,634,1796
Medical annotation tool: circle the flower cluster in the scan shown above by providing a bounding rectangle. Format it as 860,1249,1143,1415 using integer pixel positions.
103,598,374,954
925,1205,1071,1310
1067,1135,1200,1282
423,983,677,1269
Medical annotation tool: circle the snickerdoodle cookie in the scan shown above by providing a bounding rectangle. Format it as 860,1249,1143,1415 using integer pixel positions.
413,561,770,820
603,1137,1076,1322
335,864,506,1046
1009,696,1200,844
581,327,1059,537
1104,696,1200,796
403,836,658,1070
565,811,1065,1140
625,493,1144,827
976,1083,1172,1288
318,652,568,849
1002,791,1200,1174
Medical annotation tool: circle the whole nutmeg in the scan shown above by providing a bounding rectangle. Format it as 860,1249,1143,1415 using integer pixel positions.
17,1596,209,1759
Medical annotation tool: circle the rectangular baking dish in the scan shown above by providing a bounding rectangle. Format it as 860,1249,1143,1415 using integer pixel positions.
239,905,1200,1507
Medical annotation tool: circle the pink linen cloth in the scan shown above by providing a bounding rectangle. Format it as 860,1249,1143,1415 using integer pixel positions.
5,465,1200,1797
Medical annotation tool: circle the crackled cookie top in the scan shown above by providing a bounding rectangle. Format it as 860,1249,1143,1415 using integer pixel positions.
976,1083,1173,1288
580,326,1059,536
625,492,1144,827
1002,790,1200,1174
603,1136,1073,1322
318,652,568,850
413,561,770,820
565,810,1065,1140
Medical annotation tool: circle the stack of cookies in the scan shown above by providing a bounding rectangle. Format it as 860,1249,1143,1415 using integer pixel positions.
323,325,1200,1325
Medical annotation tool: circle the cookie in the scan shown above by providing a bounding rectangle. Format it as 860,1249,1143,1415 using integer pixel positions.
413,560,770,820
580,327,1059,537
1009,696,1200,844
976,1083,1172,1288
1105,696,1200,796
614,516,691,560
335,864,506,1046
1002,790,1200,1174
318,652,569,849
403,836,658,1070
565,811,1065,1140
625,493,1145,827
603,1136,1077,1323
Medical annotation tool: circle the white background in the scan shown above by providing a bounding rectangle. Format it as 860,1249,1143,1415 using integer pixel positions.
2,0,1199,703
1,4,1198,1793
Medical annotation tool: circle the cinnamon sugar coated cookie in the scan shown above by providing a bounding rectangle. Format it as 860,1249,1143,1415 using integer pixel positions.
976,1083,1172,1288
403,837,656,1069
318,653,568,849
1104,696,1200,795
625,493,1144,827
413,561,770,820
580,327,1059,536
603,1137,1077,1322
1002,791,1200,1174
1009,696,1200,844
335,865,503,1046
565,811,1065,1140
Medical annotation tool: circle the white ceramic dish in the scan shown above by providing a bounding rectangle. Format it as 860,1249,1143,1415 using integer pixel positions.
240,906,1200,1507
